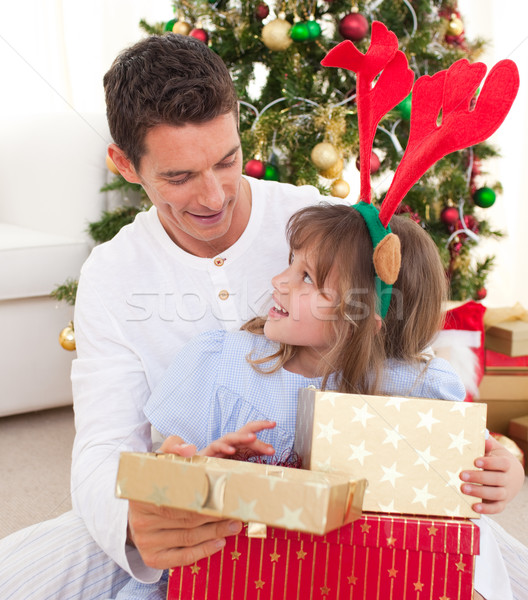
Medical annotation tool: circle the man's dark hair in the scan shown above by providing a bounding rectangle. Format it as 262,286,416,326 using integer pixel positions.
104,34,239,170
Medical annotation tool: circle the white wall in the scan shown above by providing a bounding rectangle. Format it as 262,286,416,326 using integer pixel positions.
458,0,528,306
0,0,170,116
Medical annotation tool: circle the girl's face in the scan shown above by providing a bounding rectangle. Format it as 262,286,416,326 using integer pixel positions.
264,246,339,371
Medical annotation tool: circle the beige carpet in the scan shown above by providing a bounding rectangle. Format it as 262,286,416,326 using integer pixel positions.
0,406,74,537
1,406,528,546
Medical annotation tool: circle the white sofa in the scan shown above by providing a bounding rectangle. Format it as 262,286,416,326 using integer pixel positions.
0,112,110,416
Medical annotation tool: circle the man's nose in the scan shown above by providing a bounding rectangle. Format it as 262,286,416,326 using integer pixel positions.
200,171,225,210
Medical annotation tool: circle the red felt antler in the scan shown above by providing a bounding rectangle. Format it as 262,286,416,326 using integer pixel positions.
322,21,414,203
378,58,519,226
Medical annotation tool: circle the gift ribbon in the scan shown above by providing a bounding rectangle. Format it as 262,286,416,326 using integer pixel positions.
247,522,268,538
202,471,228,512
484,302,528,328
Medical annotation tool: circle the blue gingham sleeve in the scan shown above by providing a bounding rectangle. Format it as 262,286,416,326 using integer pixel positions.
381,357,466,402
144,329,227,449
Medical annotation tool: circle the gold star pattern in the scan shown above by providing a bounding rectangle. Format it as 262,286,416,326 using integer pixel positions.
455,559,466,572
347,574,358,585
231,550,241,561
386,536,396,546
360,522,371,533
413,582,424,591
301,391,486,518
439,596,450,600
388,567,398,578
255,579,265,589
320,585,331,595
147,485,170,506
276,505,306,530
270,552,280,562
296,549,307,560
190,564,201,575
428,525,438,536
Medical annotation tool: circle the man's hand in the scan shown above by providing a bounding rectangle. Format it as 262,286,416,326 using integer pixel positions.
127,437,242,569
127,500,242,569
460,435,525,515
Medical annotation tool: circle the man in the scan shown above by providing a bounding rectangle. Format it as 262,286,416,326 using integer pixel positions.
0,34,327,598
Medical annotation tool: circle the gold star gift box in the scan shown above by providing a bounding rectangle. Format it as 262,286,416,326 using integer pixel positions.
116,453,366,535
294,389,487,518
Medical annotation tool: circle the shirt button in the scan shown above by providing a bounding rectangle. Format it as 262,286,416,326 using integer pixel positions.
213,257,225,267
218,290,229,301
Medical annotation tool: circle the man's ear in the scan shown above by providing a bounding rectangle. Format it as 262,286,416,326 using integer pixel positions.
107,144,141,184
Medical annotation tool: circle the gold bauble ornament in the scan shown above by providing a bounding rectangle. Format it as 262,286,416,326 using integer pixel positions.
491,433,525,466
310,142,340,170
59,321,76,352
261,17,292,51
320,158,344,179
447,14,464,36
106,154,120,175
331,179,350,199
173,20,192,35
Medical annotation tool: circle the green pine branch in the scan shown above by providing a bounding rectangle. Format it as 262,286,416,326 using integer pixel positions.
51,278,78,306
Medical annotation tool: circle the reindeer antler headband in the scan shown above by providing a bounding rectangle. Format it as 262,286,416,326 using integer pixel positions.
322,21,519,318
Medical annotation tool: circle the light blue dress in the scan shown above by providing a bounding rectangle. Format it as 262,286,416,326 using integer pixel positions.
144,329,465,458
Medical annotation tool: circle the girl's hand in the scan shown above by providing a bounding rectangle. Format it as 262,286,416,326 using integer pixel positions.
198,420,277,459
459,436,525,515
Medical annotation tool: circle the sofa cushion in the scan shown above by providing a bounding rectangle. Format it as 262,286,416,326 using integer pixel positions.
0,223,88,300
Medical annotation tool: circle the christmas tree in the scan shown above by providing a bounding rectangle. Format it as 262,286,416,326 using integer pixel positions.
53,0,503,312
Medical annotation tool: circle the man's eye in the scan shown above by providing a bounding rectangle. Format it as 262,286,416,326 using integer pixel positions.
303,272,313,284
168,175,191,185
218,156,237,168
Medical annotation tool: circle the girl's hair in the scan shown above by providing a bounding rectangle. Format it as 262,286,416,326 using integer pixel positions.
242,203,448,394
384,215,448,359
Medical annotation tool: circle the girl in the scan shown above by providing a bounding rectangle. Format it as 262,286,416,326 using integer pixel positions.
146,204,465,454
138,204,523,600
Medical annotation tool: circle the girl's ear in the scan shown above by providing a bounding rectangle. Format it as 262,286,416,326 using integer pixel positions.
375,313,383,331
107,144,142,184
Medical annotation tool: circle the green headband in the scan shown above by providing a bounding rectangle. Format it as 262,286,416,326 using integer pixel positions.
352,201,393,319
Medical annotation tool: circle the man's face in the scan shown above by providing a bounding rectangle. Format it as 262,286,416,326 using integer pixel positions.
111,113,249,257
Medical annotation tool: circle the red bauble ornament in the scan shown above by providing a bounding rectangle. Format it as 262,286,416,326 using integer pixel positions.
451,241,463,254
338,13,369,41
476,287,487,300
255,3,269,20
370,152,380,173
244,159,266,179
345,86,357,105
355,151,380,173
396,204,420,224
445,32,466,48
189,28,209,43
464,214,479,233
441,206,459,226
